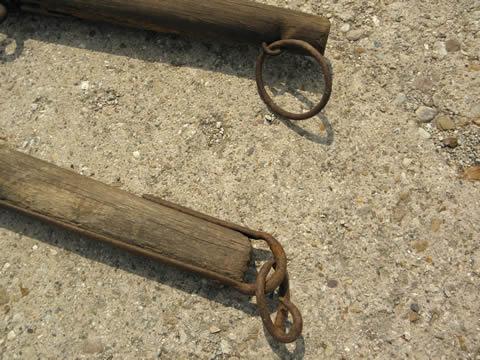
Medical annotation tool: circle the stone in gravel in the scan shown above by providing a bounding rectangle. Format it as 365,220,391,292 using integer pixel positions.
433,42,447,59
413,77,434,92
80,81,90,91
436,116,455,130
264,114,274,125
410,303,420,313
7,330,16,341
431,218,442,232
418,128,431,139
132,151,141,159
408,311,421,323
20,285,30,297
442,137,459,148
468,64,480,72
0,286,9,305
462,166,480,181
354,47,366,56
340,23,351,33
346,29,365,41
82,336,105,354
415,106,437,122
393,93,407,106
445,39,461,52
209,325,221,334
457,335,468,352
327,279,338,288
220,339,232,354
412,240,429,253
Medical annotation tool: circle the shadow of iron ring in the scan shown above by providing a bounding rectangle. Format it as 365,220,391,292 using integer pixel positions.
270,83,334,145
280,87,334,145
279,111,334,145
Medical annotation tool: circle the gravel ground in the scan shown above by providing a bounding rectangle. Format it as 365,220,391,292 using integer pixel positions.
1,0,480,359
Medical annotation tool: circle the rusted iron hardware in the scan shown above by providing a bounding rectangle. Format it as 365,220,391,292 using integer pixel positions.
144,195,303,343
0,146,302,343
0,0,332,121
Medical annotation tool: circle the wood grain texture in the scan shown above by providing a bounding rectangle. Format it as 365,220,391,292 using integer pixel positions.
20,0,330,53
0,145,251,281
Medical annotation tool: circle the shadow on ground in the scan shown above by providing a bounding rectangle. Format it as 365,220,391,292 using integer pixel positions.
1,12,332,147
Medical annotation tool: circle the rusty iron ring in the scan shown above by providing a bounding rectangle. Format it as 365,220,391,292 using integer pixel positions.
255,260,303,343
256,39,332,120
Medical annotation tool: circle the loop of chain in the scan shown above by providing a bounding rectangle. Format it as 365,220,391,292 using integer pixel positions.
255,260,303,343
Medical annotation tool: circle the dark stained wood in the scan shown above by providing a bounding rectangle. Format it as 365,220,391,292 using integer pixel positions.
20,0,330,54
0,145,251,281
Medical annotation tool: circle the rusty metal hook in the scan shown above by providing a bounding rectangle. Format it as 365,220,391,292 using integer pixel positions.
256,39,333,120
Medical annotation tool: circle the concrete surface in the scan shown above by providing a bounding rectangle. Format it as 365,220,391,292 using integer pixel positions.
1,0,480,358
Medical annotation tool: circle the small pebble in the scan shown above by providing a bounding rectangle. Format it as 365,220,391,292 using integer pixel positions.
436,116,455,130
408,311,421,323
413,76,434,92
442,137,459,148
445,39,461,52
7,330,16,341
410,303,420,313
402,158,413,167
264,114,274,125
80,81,90,91
418,128,431,139
220,339,232,354
433,42,447,58
132,151,141,159
463,166,480,181
431,218,442,232
209,326,221,334
354,47,366,56
393,93,407,106
327,279,338,288
412,240,429,253
346,29,365,41
415,106,438,122
340,23,351,33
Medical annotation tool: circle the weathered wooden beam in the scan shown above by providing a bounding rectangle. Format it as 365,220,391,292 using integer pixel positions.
17,0,330,54
0,144,251,281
